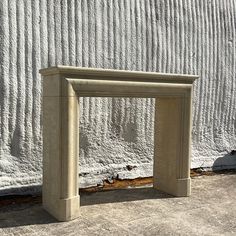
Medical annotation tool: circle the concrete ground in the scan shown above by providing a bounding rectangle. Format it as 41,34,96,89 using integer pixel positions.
0,174,236,236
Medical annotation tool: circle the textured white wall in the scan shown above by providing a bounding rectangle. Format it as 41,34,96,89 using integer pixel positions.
0,0,236,194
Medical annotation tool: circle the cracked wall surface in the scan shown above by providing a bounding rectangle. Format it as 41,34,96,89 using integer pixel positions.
0,0,236,195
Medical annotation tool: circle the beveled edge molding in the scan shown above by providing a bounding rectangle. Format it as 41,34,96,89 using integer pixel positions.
68,78,192,98
40,65,198,84
40,66,198,221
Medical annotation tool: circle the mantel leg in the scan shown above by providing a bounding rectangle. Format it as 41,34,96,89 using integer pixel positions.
153,96,192,197
43,79,80,221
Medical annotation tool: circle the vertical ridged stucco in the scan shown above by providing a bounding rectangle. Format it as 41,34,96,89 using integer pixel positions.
0,0,236,193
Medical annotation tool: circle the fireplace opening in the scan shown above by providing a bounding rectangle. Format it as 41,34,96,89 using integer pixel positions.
79,97,155,191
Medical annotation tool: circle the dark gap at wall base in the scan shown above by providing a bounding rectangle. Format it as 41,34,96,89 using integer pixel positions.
0,168,236,209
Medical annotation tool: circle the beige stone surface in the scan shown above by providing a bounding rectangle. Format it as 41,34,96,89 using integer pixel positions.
40,66,197,221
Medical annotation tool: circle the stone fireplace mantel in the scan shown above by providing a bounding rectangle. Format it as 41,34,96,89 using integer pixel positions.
40,66,198,221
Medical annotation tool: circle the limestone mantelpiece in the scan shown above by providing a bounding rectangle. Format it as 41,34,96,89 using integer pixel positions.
40,66,198,221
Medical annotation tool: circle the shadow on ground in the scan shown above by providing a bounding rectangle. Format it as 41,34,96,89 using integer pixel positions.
80,186,172,206
212,152,236,171
0,204,56,228
0,187,171,228
1,175,236,235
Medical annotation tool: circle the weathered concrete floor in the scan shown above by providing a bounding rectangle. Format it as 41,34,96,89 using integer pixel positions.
0,174,236,236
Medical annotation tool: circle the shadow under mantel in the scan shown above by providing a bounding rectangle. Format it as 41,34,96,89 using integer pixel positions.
0,186,172,228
